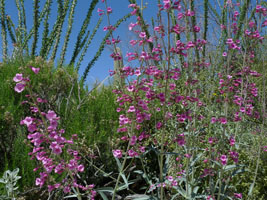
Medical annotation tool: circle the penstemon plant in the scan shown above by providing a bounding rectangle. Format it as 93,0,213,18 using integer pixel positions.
98,0,266,199
12,67,96,199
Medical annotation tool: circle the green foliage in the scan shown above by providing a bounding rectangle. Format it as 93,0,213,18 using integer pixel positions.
0,56,119,194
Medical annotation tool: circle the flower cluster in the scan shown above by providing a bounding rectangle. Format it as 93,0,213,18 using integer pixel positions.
13,68,96,199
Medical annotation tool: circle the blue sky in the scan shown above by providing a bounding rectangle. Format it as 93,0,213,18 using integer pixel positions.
1,0,158,86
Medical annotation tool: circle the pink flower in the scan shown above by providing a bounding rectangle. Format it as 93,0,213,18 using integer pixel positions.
63,186,71,193
139,32,146,38
220,155,227,165
14,83,25,93
97,8,104,16
208,137,214,144
139,146,145,153
256,5,262,13
156,122,163,129
128,22,137,31
107,7,112,13
234,193,242,199
23,116,33,127
77,164,84,172
31,66,40,74
222,52,227,57
176,134,185,146
128,4,136,8
163,0,171,9
127,85,134,92
230,151,239,163
167,176,173,182
220,117,227,124
226,38,233,44
46,110,57,120
35,178,43,186
130,135,137,146
185,9,194,16
128,106,135,113
128,149,138,157
135,69,141,76
50,142,62,155
211,117,217,123
113,149,122,158
13,73,23,82
229,136,235,146
193,26,200,32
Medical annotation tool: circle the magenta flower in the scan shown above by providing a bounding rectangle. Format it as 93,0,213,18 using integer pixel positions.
156,122,163,129
35,178,43,187
31,66,40,74
234,193,242,199
230,151,239,163
23,116,33,127
50,142,62,155
13,73,23,82
77,164,84,172
163,0,171,9
193,26,200,32
220,155,228,165
63,186,71,193
128,22,137,31
139,32,146,38
222,52,227,57
208,137,214,144
107,7,112,13
226,38,233,44
128,106,136,113
229,136,235,146
130,135,137,146
46,110,57,120
128,149,138,157
113,149,122,158
220,117,227,124
14,83,25,93
211,117,217,123
139,146,145,153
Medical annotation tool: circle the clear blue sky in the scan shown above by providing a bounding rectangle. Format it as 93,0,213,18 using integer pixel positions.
1,0,158,86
